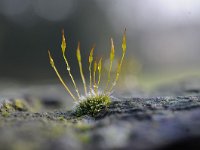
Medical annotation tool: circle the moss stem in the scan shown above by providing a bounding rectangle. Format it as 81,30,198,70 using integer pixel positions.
48,50,77,101
77,42,88,95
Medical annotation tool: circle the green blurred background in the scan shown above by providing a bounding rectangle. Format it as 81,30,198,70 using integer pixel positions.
1,0,200,89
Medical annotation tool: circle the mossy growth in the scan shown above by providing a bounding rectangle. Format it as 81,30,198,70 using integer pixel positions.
48,29,127,117
75,95,111,117
1,109,10,117
0,99,29,117
13,99,28,111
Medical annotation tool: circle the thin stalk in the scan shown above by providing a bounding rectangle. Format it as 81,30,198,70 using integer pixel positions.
104,38,115,92
93,60,98,94
48,50,77,101
108,29,126,93
97,58,102,91
76,42,87,95
108,53,125,93
61,30,80,98
89,46,95,94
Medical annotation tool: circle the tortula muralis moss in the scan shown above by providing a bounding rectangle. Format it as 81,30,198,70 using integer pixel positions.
48,29,127,117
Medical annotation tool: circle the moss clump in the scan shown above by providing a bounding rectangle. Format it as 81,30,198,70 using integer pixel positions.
13,99,29,111
3,101,14,111
75,95,111,117
0,99,29,117
48,29,127,117
1,109,10,117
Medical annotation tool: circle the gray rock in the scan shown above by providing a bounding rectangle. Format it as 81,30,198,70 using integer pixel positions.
0,95,200,150
1,78,200,149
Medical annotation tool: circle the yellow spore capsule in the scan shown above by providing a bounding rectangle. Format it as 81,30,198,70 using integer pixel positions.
61,29,66,54
122,28,127,53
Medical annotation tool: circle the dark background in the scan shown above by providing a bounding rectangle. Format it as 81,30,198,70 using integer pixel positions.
0,0,200,89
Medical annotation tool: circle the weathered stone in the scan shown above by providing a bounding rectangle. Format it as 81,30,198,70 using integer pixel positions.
0,94,200,150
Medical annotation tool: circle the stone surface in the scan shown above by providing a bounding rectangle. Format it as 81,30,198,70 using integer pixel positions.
0,79,200,150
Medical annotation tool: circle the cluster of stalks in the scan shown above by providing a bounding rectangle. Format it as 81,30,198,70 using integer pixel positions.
48,29,126,102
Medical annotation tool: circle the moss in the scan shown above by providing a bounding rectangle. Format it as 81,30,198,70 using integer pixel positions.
74,121,92,132
74,95,111,117
12,99,32,111
13,99,29,111
1,109,10,117
0,99,29,116
48,30,126,117
58,116,66,121
4,101,14,111
77,133,90,143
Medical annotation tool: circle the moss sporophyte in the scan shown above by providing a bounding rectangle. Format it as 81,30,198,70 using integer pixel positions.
48,29,127,117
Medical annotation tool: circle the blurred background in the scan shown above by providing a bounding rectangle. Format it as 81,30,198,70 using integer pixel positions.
1,0,200,90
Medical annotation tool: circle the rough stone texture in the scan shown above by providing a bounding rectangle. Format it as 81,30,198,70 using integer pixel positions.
1,79,200,150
